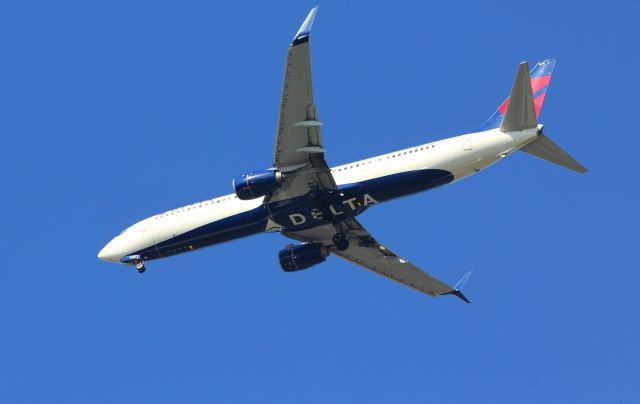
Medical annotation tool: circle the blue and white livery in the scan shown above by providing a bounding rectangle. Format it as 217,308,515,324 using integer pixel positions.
98,7,587,302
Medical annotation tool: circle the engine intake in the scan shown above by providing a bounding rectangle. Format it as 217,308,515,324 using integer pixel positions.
233,170,283,200
279,243,328,272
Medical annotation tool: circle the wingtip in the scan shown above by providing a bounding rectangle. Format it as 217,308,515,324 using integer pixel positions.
442,289,471,304
292,6,318,45
442,270,474,303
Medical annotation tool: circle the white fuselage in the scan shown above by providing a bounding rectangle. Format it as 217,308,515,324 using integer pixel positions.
98,127,539,264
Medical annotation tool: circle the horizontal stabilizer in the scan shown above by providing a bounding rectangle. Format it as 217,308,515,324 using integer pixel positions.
501,62,538,132
520,134,588,173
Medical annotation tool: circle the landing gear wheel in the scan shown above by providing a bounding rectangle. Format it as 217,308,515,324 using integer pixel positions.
332,232,349,251
135,261,146,273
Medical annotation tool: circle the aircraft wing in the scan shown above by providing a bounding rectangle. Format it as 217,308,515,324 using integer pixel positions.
283,218,470,302
269,7,336,202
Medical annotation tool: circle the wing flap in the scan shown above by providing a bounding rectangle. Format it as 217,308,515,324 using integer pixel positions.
333,236,456,298
283,219,469,302
273,7,323,169
273,45,319,168
269,7,336,202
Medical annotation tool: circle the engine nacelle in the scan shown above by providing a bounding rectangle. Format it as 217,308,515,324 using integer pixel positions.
233,170,283,200
279,243,328,272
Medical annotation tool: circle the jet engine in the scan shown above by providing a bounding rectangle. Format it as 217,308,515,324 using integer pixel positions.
278,243,328,272
233,170,283,200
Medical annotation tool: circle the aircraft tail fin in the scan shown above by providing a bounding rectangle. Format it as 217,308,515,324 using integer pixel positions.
520,133,588,173
501,62,537,132
480,59,556,131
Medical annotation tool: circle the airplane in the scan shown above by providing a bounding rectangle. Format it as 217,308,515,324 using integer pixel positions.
97,7,587,303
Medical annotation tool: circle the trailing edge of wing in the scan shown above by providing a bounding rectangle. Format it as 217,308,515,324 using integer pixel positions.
282,219,470,303
292,6,318,45
333,237,470,303
271,5,336,202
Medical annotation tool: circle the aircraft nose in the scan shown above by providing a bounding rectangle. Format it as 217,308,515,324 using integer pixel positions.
98,242,117,263
97,244,109,262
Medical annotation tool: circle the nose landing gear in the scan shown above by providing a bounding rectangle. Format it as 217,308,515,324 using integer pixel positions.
120,255,146,274
135,261,146,273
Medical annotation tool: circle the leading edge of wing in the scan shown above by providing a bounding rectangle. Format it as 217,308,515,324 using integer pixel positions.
292,6,318,45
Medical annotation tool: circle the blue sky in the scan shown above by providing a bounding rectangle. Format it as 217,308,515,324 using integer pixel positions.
1,0,638,402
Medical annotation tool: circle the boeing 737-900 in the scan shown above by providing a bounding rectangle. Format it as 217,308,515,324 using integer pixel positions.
98,7,587,302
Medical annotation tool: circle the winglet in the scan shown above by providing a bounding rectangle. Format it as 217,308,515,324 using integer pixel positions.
292,6,318,45
441,270,474,303
444,289,471,304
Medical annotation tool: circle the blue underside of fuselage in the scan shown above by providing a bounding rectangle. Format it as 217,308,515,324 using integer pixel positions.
133,168,453,261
